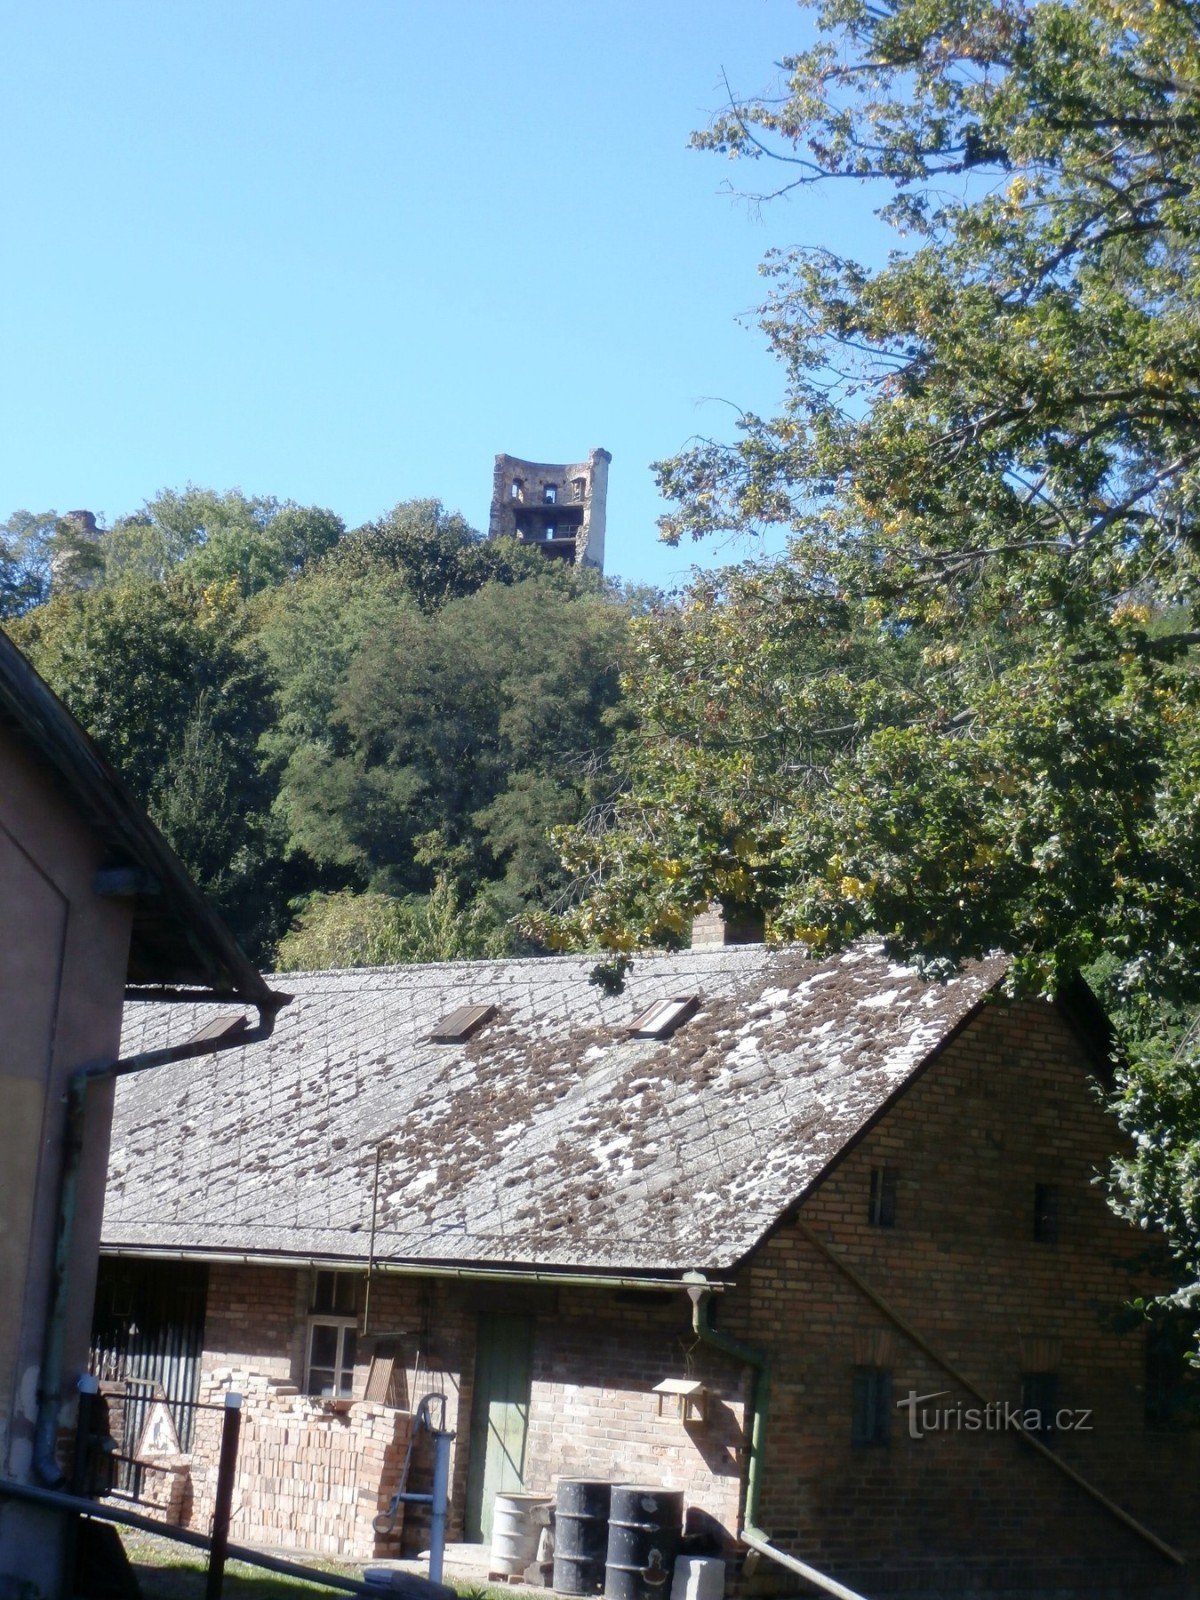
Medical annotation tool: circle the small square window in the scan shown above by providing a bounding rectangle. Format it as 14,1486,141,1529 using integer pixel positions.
572,477,586,500
868,1166,897,1228
429,1003,497,1044
511,479,524,502
852,1367,892,1446
306,1321,358,1399
544,520,557,540
629,996,699,1040
311,1270,358,1316
1021,1371,1058,1435
1033,1183,1059,1243
543,484,557,504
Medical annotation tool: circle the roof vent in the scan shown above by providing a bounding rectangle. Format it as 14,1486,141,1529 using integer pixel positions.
628,996,699,1040
429,1003,497,1044
186,1013,249,1047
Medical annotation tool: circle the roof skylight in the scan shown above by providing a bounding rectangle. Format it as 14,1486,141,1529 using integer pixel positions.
429,1003,497,1044
628,996,699,1041
186,1012,249,1047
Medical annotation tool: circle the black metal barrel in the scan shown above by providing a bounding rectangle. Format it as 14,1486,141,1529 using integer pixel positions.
603,1486,684,1600
554,1479,613,1594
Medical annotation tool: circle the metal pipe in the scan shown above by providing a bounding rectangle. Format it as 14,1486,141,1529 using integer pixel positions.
69,1373,99,1497
99,1245,731,1295
683,1273,872,1600
31,1002,285,1488
428,1425,453,1585
205,1391,242,1600
31,1076,90,1487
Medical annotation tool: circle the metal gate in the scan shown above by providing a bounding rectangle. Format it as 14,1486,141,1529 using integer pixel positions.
89,1257,208,1495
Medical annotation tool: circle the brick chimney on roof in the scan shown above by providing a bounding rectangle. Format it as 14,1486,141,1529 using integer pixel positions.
690,902,765,949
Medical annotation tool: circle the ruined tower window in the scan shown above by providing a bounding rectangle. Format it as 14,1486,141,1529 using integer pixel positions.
851,1367,892,1446
543,484,557,504
868,1166,898,1228
544,519,558,540
1033,1183,1060,1243
572,477,586,500
511,479,524,501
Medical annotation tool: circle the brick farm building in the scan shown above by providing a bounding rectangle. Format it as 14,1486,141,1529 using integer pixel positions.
93,932,1199,1597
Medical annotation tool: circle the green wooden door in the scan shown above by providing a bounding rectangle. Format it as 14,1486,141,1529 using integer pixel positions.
465,1313,534,1542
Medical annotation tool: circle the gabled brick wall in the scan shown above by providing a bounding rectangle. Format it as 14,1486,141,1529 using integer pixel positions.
126,995,1197,1595
719,996,1198,1596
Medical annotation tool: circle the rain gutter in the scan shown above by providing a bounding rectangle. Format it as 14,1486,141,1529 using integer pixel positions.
98,1244,731,1296
31,994,288,1488
683,1272,872,1600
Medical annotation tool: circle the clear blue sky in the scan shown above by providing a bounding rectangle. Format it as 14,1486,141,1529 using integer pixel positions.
1,1,885,590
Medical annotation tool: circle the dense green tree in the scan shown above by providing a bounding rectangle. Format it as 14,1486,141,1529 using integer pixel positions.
0,510,56,616
274,572,630,917
555,0,1200,1302
568,0,1200,991
9,580,287,956
104,487,342,593
276,877,512,972
326,497,552,610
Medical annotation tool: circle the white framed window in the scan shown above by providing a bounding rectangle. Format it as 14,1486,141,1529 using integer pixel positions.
306,1271,359,1399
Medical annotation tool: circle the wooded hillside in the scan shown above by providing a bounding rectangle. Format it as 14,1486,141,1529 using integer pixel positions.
1,490,636,968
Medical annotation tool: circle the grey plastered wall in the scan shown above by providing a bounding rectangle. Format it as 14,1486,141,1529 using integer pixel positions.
0,726,131,1588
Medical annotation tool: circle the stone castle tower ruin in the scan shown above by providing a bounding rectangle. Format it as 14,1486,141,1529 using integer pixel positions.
488,449,610,571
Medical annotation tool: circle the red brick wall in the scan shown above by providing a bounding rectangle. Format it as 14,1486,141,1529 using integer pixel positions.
174,997,1197,1595
716,996,1199,1596
202,1262,304,1380
523,1286,745,1540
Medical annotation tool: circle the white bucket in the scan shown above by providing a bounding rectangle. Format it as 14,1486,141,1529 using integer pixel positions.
670,1556,725,1600
490,1491,554,1578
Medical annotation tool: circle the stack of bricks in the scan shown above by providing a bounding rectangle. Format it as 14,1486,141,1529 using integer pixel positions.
132,1456,189,1526
188,1370,411,1559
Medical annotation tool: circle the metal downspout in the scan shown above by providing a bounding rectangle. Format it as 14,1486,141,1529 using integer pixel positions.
683,1273,871,1600
31,999,287,1487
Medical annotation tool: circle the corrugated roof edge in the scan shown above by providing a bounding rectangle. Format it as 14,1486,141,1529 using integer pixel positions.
0,630,284,1013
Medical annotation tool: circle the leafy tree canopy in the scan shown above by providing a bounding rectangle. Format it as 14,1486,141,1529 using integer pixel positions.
9,579,288,957
273,571,631,919
326,497,552,610
5,479,633,965
105,487,344,594
565,0,1200,1011
276,878,512,972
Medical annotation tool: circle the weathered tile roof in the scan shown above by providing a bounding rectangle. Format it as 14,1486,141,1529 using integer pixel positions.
103,943,1005,1275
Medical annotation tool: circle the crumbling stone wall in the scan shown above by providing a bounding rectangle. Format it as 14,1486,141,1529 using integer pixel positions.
488,450,610,570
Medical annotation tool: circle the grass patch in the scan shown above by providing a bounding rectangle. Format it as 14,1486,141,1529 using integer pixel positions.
117,1530,516,1600
118,1529,354,1600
